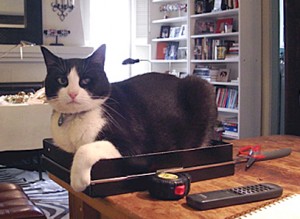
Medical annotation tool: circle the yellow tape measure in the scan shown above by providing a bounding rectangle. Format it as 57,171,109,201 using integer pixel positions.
148,172,191,200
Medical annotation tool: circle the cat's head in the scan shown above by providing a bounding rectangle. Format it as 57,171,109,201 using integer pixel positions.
41,44,110,114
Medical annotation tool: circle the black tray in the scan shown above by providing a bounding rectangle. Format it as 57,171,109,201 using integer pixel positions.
42,139,235,197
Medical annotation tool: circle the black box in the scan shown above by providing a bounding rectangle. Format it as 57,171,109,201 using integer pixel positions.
42,139,234,197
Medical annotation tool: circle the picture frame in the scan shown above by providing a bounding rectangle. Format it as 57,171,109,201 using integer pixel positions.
195,0,214,14
216,18,233,33
180,24,187,37
0,0,43,45
169,27,181,38
195,0,205,14
160,25,170,38
194,20,215,35
178,47,187,59
217,69,230,82
165,42,179,60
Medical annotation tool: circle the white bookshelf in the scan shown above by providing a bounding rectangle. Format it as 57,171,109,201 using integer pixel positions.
148,0,261,139
149,0,188,74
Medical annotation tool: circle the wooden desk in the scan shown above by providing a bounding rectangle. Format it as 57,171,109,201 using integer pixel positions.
49,135,300,219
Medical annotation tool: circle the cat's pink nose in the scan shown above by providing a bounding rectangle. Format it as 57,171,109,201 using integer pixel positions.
68,92,78,100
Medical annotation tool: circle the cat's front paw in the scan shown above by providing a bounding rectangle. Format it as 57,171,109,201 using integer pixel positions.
68,141,122,192
70,153,91,192
70,167,91,192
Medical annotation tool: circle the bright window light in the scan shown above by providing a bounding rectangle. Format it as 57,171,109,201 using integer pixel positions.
89,0,131,82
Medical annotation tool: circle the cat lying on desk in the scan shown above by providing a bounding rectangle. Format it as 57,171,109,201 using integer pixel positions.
40,45,217,192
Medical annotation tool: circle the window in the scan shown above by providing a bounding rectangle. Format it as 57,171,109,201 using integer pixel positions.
88,0,131,82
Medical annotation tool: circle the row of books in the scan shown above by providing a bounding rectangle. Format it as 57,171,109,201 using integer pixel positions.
228,42,239,55
194,38,238,60
221,116,238,138
216,116,238,138
193,66,210,81
222,0,239,10
193,66,230,82
216,87,238,109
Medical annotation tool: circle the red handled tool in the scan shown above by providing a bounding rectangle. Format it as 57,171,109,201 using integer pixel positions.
236,145,292,170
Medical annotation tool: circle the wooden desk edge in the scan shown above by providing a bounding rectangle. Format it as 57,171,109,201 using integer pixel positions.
48,173,140,219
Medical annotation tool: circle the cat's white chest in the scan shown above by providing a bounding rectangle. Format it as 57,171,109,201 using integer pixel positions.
51,108,106,153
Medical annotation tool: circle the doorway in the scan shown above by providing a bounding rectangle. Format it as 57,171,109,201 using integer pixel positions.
284,0,300,135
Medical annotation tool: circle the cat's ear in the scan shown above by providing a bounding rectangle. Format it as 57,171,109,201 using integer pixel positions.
88,44,106,67
40,46,60,66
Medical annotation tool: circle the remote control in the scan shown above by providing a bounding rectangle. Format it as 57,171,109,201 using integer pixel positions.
186,183,283,210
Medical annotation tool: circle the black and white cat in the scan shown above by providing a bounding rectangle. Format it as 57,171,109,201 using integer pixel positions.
41,45,217,192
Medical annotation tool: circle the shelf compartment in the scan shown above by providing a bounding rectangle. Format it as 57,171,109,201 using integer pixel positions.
150,59,187,63
152,37,187,42
190,8,239,19
222,132,239,140
211,82,239,87
152,16,187,24
191,58,239,63
218,107,238,113
191,32,239,39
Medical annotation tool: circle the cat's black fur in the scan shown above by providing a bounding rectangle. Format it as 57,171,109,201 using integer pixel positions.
41,45,217,156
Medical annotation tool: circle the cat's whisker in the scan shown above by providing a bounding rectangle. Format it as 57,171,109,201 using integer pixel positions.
89,95,107,100
101,106,122,131
103,98,127,121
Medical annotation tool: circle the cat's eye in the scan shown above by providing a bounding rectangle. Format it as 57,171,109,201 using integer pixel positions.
57,77,68,86
80,78,91,86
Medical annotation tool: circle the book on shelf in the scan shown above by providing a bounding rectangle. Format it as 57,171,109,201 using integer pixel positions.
156,42,168,59
212,39,221,59
222,0,239,10
193,65,210,81
193,65,231,82
220,116,238,138
228,43,239,55
194,38,239,60
226,41,239,56
216,87,238,109
223,118,238,133
194,37,213,60
223,130,238,138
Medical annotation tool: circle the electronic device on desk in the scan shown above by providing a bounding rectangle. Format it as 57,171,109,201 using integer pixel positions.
186,183,283,210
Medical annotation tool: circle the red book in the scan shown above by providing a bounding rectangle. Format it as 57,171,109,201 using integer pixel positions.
156,42,168,59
